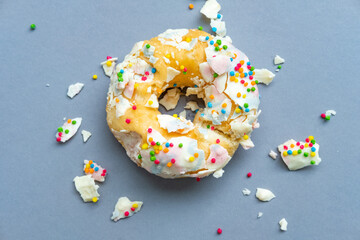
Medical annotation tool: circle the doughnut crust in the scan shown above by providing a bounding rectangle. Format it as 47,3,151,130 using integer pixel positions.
103,29,261,178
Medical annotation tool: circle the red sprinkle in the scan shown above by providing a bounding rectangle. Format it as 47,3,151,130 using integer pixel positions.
148,128,152,133
169,143,174,147
240,80,245,84
321,113,326,118
300,145,304,149
211,158,216,163
141,76,147,81
145,71,149,76
56,137,61,142
103,169,107,173
217,228,222,234
247,172,252,178
132,105,137,110
171,158,176,164
305,138,310,143
124,211,129,217
154,159,160,164
216,139,220,144
131,207,135,211
151,141,156,146
101,173,105,176
247,65,251,70
249,76,253,80
237,63,242,67
296,142,300,146
196,177,201,182
183,67,187,72
211,126,215,130
284,145,288,150
125,119,131,124
309,143,313,147
107,56,112,59
58,132,63,137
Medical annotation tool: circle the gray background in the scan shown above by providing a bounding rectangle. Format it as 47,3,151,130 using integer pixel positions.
1,0,359,239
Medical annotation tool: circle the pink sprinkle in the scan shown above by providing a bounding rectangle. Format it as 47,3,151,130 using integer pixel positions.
196,177,201,182
151,141,156,146
56,137,61,142
211,126,215,130
217,228,222,234
284,146,288,150
170,143,174,147
171,158,176,164
247,65,251,70
125,119,131,124
145,71,149,75
247,172,252,178
132,105,137,110
240,80,245,84
148,128,152,133
58,132,63,137
249,76,253,80
154,159,160,164
237,63,242,67
124,211,129,217
305,138,310,143
131,207,135,211
321,113,326,118
234,66,239,71
211,158,216,163
300,145,304,149
296,142,300,146
103,169,107,173
216,139,220,144
101,173,105,176
183,67,187,72
107,56,112,59
309,143,313,147
141,76,147,81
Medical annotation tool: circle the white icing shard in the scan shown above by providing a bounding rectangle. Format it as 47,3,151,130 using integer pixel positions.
199,62,214,83
274,55,285,65
111,197,143,222
185,101,200,111
83,160,107,182
257,212,263,218
101,57,118,77
254,69,275,85
278,138,321,170
73,175,100,202
256,188,276,202
81,130,92,143
213,168,224,178
166,67,181,83
210,19,226,37
145,94,159,108
157,115,194,134
159,88,180,110
115,96,131,117
200,0,221,19
269,150,278,160
159,29,189,42
207,55,231,75
56,117,82,143
143,44,155,58
325,110,336,116
213,73,227,93
242,188,251,196
179,110,186,118
67,83,84,99
279,218,288,231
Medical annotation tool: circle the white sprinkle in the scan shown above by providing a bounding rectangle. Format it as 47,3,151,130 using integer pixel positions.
81,130,92,143
242,188,251,196
67,83,84,99
269,150,278,160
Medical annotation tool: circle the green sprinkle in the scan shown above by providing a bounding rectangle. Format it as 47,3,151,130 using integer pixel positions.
311,139,316,144
150,156,156,161
117,72,122,77
150,151,155,156
183,71,187,75
213,73,218,78
325,116,330,120
214,46,220,51
156,142,160,146
198,26,203,30
223,45,228,50
310,160,316,165
138,154,142,159
72,120,76,125
247,88,251,92
118,77,123,82
304,152,309,157
277,65,282,69
207,125,210,129
216,39,222,45
57,127,63,133
250,66,255,71
146,44,150,49
30,24,36,30
251,87,256,92
179,143,183,148
255,80,259,84
65,129,69,134
298,149,302,154
244,103,249,108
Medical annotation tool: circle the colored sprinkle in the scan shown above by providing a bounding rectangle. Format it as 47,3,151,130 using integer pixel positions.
310,152,316,157
213,73,218,78
189,156,195,162
304,152,309,157
72,120,76,125
154,159,160,164
146,44,150,49
132,105,137,110
216,39,222,45
124,211,129,217
138,154,142,159
198,26,203,30
56,137,61,142
92,197,98,203
247,172,252,178
310,160,316,165
211,158,216,163
207,102,213,108
216,139,220,143
210,40,214,45
179,143,183,148
142,144,148,149
217,14,221,19
243,135,249,140
277,65,282,69
217,228,222,234
65,129,69,134
223,45,228,50
106,61,112,67
212,27,217,32
205,36,209,40
325,115,330,120
125,119,131,124
167,162,172,167
94,167,99,171
107,56,112,60
189,3,194,9
92,75,98,80
132,203,138,208
30,24,36,30
196,177,201,182
58,127,63,132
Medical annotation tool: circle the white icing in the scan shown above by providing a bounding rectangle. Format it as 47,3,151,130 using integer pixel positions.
213,168,224,178
274,55,285,65
199,62,214,83
111,197,143,222
203,85,232,125
83,160,106,182
242,188,251,196
256,188,276,202
56,117,82,143
101,57,118,77
73,175,100,202
67,83,84,99
213,73,227,93
207,54,231,75
157,115,194,134
210,19,226,37
159,29,189,42
279,218,288,231
325,109,336,116
145,94,159,108
269,150,277,160
116,96,131,117
254,69,275,85
81,130,92,142
200,0,221,19
166,67,181,83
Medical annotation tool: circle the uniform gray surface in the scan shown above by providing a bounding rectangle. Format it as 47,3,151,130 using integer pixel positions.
1,0,359,239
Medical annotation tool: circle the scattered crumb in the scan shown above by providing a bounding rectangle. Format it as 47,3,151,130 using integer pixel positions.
73,175,100,202
256,188,276,202
242,188,251,196
269,150,278,160
200,0,221,19
279,218,288,231
257,212,263,218
81,130,92,143
63,117,66,121
274,55,285,65
83,160,107,182
46,83,50,87
101,57,118,77
56,118,82,143
179,110,187,119
111,197,143,222
254,69,275,85
184,101,200,111
67,83,84,99
159,88,181,110
325,110,336,116
213,168,224,178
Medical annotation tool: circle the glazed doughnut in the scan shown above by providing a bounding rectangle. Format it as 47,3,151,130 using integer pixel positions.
102,29,264,179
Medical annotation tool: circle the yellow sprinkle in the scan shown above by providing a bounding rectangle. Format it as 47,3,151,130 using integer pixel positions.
235,108,241,113
128,63,132,67
310,152,316,157
153,145,158,150
92,197,98,203
132,203,138,208
85,164,90,168
309,136,314,140
235,72,239,77
159,146,163,151
166,54,171,58
180,65,185,70
167,162,172,167
293,151,298,156
148,100,153,105
106,61,112,67
283,151,288,156
305,143,309,148
92,75,98,80
242,94,246,98
134,83,139,88
189,156,195,162
185,37,191,43
243,135,249,140
173,114,178,118
235,78,239,83
142,144,148,149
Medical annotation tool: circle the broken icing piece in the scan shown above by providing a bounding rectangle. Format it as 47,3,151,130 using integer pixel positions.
274,55,285,65
242,188,251,196
210,19,226,37
166,67,181,83
83,160,107,182
179,110,186,118
145,94,159,108
159,88,181,110
256,188,275,202
56,118,82,143
101,57,118,77
213,168,224,178
254,69,275,85
200,0,221,19
73,175,100,202
269,150,278,160
184,101,200,111
257,212,263,218
277,136,321,170
81,130,92,143
279,218,288,231
67,83,84,99
207,54,231,75
111,197,143,222
157,115,194,134
321,110,336,120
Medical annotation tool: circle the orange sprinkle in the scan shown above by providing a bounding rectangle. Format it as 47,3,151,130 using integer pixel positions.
222,103,227,108
210,95,215,99
252,71,255,76
239,68,243,73
149,137,153,142
84,168,89,173
115,98,119,103
189,3,194,9
240,60,244,65
244,82,248,87
90,168,94,174
237,92,241,98
194,153,199,158
234,53,237,59
251,81,256,86
163,148,169,153
167,162,172,167
155,150,160,154
214,43,219,47
88,160,93,165
67,119,71,123
230,76,235,82
290,144,295,148
211,110,216,114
